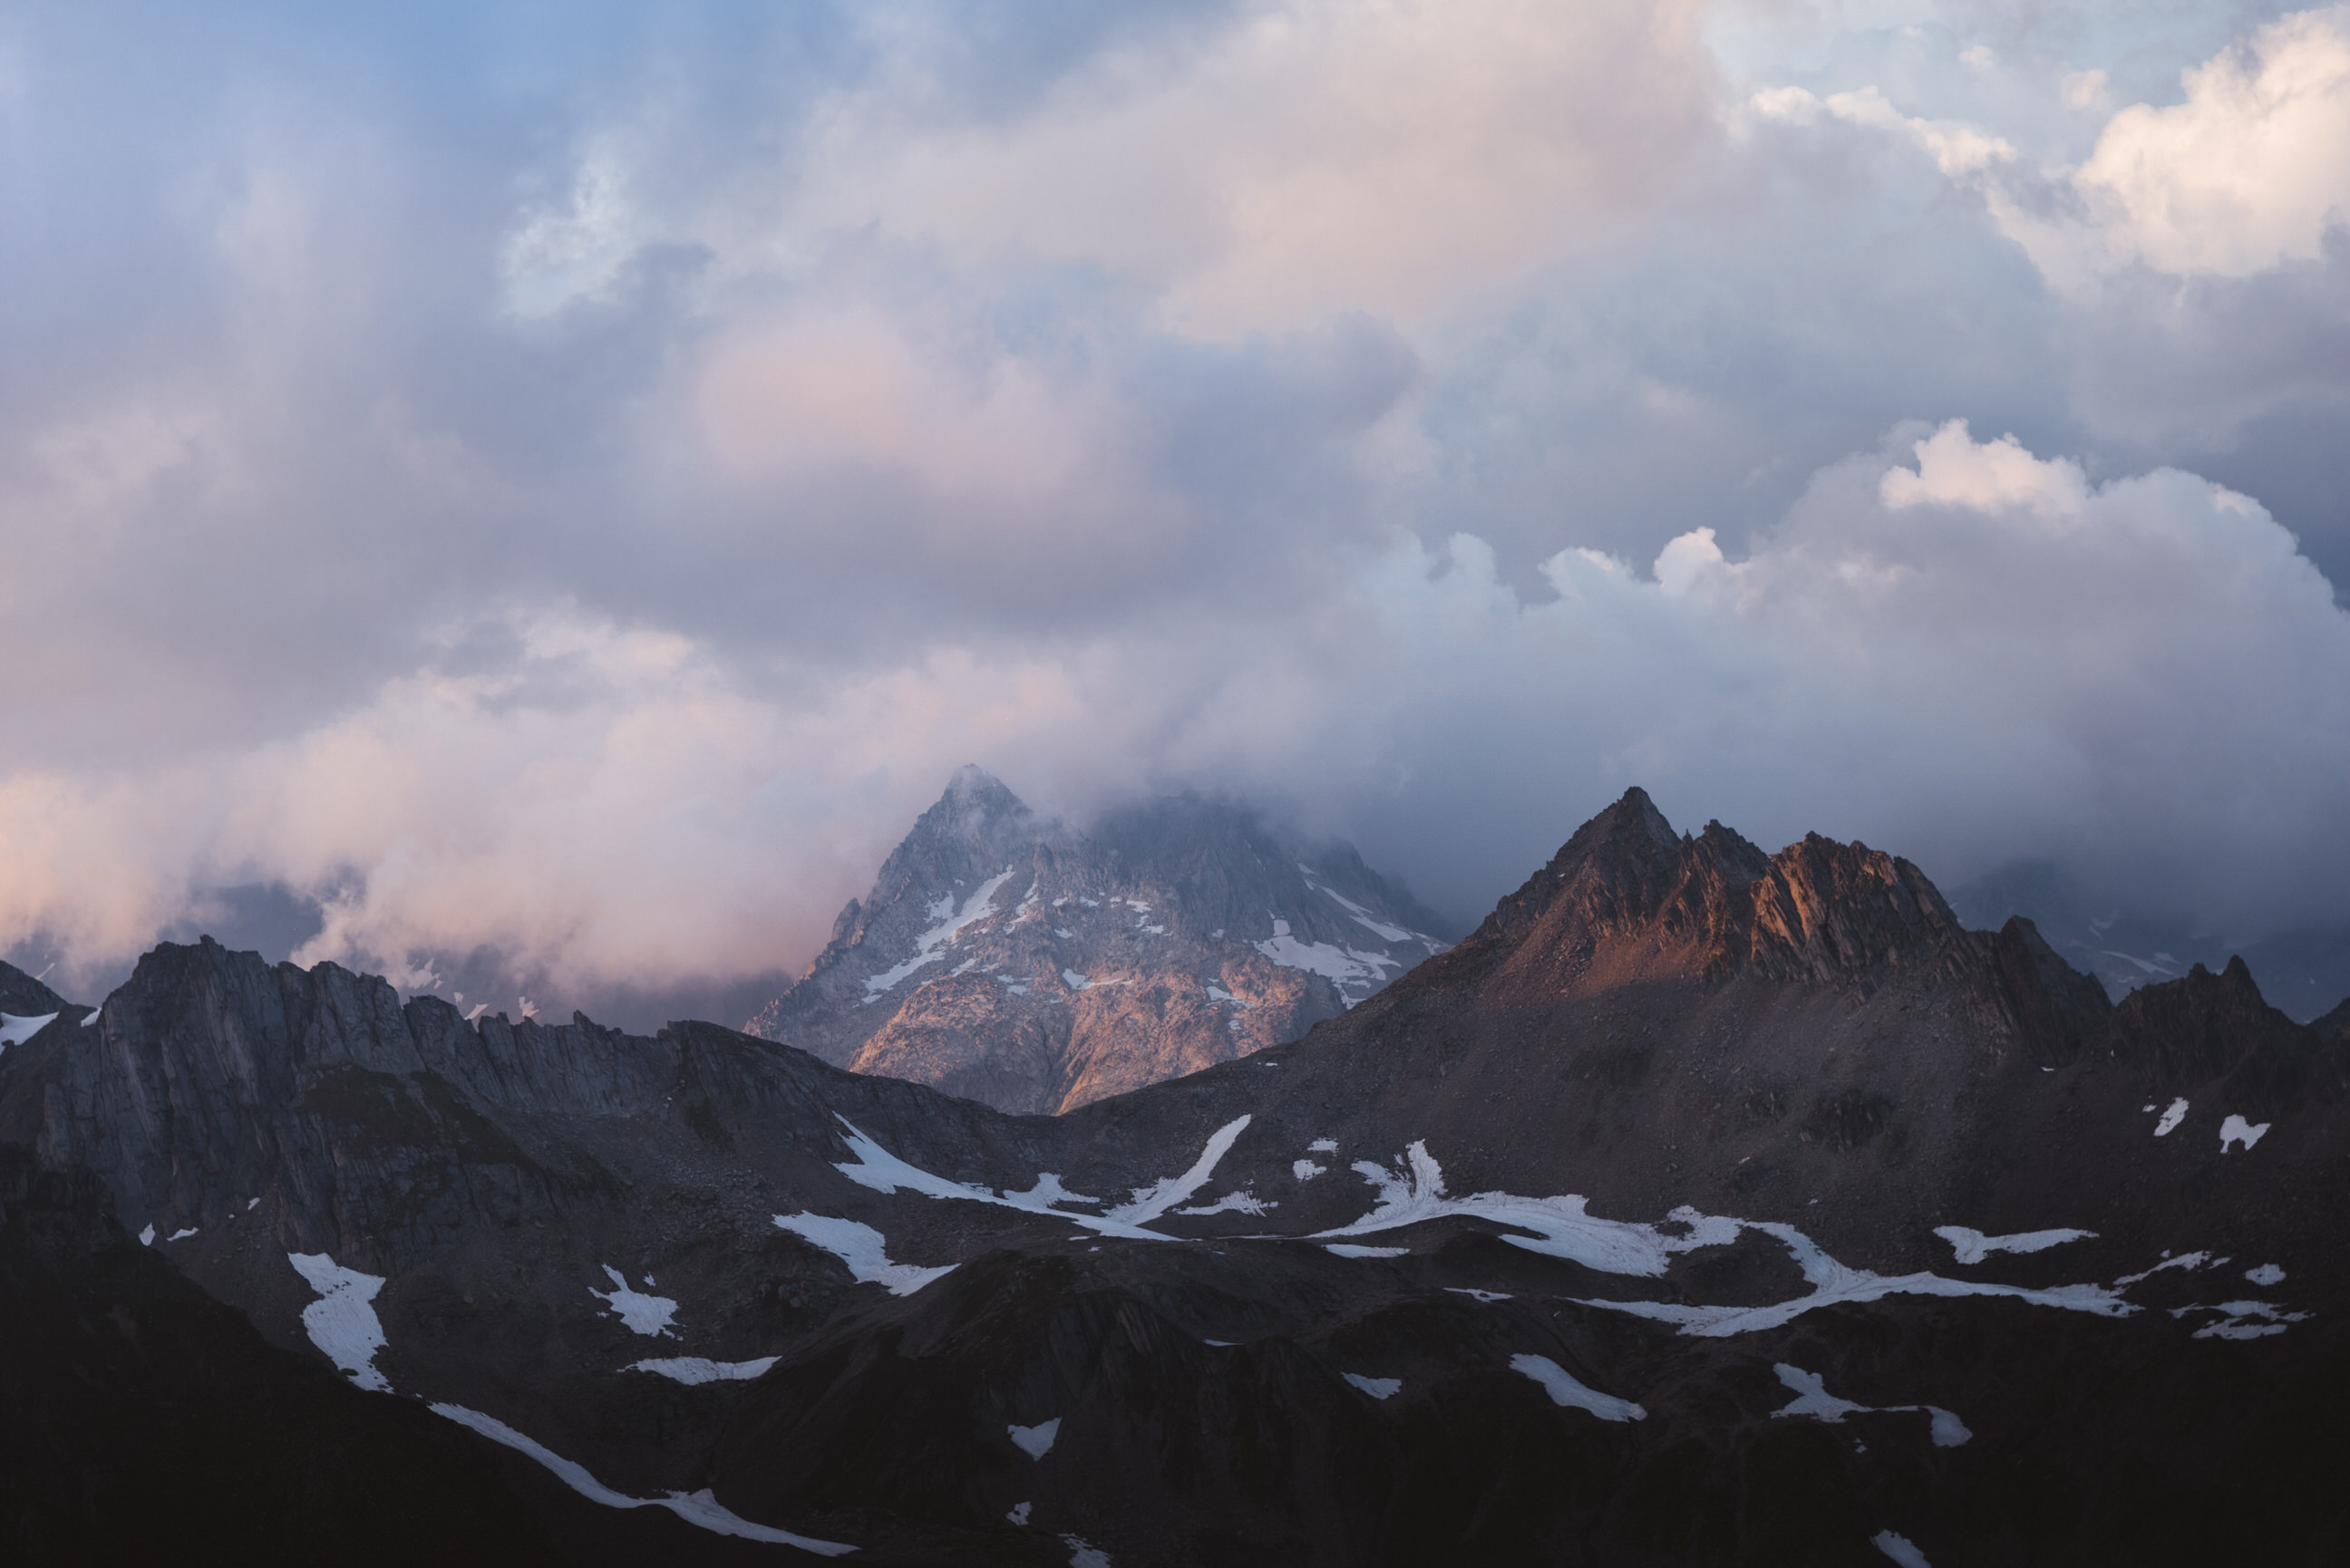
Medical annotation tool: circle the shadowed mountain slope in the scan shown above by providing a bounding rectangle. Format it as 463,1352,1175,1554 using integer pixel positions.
5,788,2348,1564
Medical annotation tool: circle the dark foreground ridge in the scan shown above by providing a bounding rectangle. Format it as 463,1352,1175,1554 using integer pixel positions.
5,788,2350,1565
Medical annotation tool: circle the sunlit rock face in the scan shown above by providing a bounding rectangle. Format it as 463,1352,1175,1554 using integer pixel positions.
743,767,1452,1113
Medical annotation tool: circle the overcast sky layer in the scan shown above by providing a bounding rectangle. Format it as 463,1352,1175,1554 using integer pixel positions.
4,1,2348,1012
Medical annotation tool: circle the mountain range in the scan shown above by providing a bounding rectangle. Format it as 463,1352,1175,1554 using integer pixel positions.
3,787,2348,1564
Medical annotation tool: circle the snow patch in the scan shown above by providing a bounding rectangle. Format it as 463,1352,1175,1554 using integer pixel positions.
1316,1141,1726,1276
1007,1502,1032,1526
830,1115,1238,1241
1874,1531,1933,1568
1308,1138,1338,1154
431,1403,854,1553
2178,1300,2311,1340
1446,1287,1511,1302
589,1264,679,1336
1771,1363,1969,1446
1293,1159,1326,1181
1008,1418,1061,1459
1005,1172,1101,1209
2116,1251,2213,1287
2153,1099,2189,1137
0,1011,58,1049
2246,1263,2287,1287
1103,1116,1254,1227
1177,1188,1273,1217
1935,1225,2094,1265
138,1224,154,1246
1204,983,1249,1007
772,1214,955,1296
627,1356,779,1384
1063,1536,1112,1568
1510,1354,1644,1421
1253,918,1401,1001
1325,1244,1408,1258
863,867,1020,998
287,1252,393,1392
1343,1374,1402,1399
165,1227,198,1242
1579,1217,2132,1337
2219,1114,2269,1152
1062,969,1092,990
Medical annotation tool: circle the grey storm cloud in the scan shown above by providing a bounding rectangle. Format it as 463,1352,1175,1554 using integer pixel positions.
3,0,2347,1009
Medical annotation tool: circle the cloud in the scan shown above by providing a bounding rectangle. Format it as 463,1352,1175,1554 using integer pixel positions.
1747,6,2350,294
740,0,1721,336
7,422,2345,1002
2073,5,2350,277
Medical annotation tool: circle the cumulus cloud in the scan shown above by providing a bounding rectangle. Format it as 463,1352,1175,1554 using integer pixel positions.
2073,5,2350,277
1750,5,2350,294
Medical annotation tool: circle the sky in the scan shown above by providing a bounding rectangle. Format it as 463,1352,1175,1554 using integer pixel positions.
4,0,2348,1021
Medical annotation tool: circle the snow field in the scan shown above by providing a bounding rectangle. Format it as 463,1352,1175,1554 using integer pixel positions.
1510,1355,1644,1421
286,1252,393,1391
772,1213,955,1296
431,1403,855,1553
588,1264,679,1336
1770,1364,1969,1447
1008,1418,1061,1458
626,1356,780,1384
1934,1225,2094,1265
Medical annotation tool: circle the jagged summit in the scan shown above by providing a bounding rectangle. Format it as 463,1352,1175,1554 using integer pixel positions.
743,772,1449,1113
1447,788,1966,1003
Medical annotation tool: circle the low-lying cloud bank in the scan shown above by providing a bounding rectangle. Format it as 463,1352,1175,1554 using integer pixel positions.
5,421,2343,1002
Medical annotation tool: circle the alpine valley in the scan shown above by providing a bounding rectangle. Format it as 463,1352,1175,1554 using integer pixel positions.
5,785,2349,1566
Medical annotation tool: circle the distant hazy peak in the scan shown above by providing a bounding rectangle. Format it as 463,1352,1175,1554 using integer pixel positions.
743,769,1448,1112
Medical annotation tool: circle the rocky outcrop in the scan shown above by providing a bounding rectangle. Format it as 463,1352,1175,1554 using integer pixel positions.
0,957,66,1018
0,939,685,1273
745,768,1451,1113
2103,953,2350,1111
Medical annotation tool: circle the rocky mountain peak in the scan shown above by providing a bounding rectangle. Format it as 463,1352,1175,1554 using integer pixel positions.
744,774,1449,1113
2105,953,2347,1109
1448,789,1966,998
